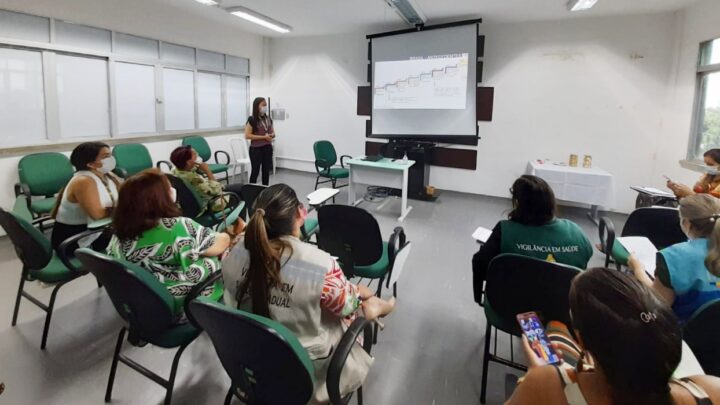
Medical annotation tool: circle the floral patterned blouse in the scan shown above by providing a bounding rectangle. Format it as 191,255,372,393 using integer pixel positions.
106,217,224,315
321,259,361,317
172,167,224,213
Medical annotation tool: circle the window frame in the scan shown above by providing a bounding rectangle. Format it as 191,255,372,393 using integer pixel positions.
0,9,251,150
688,39,720,161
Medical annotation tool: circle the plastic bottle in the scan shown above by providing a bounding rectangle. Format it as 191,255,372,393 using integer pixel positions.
402,152,409,164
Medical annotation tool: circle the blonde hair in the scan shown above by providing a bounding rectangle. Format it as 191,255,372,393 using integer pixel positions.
679,194,720,276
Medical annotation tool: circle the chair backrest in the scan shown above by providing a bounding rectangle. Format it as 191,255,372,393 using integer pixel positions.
622,207,686,250
166,174,203,219
113,143,153,178
0,208,54,271
182,136,211,162
684,299,720,376
485,254,580,335
239,184,268,216
75,248,179,340
230,138,250,162
189,298,314,404
18,152,74,197
313,140,337,170
317,205,383,269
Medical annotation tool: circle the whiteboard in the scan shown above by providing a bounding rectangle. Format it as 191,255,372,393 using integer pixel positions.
115,62,156,135
226,76,248,127
198,72,221,129
0,48,46,146
56,54,110,138
163,68,195,131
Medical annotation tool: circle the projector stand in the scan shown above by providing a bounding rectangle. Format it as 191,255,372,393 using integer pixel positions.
386,140,438,201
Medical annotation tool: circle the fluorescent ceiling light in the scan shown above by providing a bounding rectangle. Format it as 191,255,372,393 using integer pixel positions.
384,0,426,25
567,0,599,11
194,0,218,5
226,6,292,34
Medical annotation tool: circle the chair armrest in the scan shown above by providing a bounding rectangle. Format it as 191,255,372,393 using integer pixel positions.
327,316,373,405
340,155,352,169
31,216,55,229
598,216,616,268
14,182,30,197
58,228,106,273
184,270,225,329
113,167,129,179
386,227,406,288
206,192,241,216
156,160,173,172
214,150,231,166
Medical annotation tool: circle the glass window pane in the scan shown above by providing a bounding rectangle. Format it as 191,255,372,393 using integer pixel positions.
0,10,50,43
226,76,248,127
226,56,249,75
115,62,156,134
696,72,720,157
163,68,195,131
198,72,222,129
115,33,159,59
197,50,225,70
162,43,195,65
700,39,720,67
0,48,46,146
56,54,110,138
55,21,111,52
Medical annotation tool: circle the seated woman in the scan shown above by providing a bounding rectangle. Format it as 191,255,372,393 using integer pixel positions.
629,193,720,324
170,145,244,213
107,169,243,317
668,148,720,198
222,184,395,404
472,175,593,304
506,267,720,405
51,142,121,252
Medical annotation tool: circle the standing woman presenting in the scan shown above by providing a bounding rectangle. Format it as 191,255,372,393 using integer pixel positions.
245,97,275,186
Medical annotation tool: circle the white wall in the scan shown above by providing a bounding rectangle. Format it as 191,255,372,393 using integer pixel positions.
268,11,715,214
0,0,268,216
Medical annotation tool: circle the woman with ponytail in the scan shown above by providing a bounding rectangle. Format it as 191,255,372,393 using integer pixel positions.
222,184,395,404
628,193,720,323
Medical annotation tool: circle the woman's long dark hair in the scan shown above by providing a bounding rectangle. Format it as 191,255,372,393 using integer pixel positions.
249,97,271,133
508,175,557,226
704,148,720,165
112,169,181,240
569,268,681,405
238,184,299,317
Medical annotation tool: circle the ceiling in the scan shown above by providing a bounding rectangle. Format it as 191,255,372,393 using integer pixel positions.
167,0,699,37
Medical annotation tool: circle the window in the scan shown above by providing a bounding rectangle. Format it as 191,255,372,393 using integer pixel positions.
55,21,111,52
691,38,720,159
0,47,46,146
115,62,156,134
55,54,110,138
163,68,195,131
226,75,248,127
197,72,222,129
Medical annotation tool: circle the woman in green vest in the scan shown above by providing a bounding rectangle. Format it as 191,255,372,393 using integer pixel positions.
472,175,593,304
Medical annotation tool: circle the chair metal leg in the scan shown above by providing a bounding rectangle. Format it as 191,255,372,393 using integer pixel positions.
12,271,27,326
372,277,385,344
480,322,492,404
106,328,127,402
314,176,320,190
40,282,65,350
164,342,191,405
357,386,363,405
224,386,234,405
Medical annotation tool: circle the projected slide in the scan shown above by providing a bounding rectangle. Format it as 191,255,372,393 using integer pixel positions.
374,53,469,110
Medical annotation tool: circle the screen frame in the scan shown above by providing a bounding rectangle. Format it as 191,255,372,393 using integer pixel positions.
366,19,483,146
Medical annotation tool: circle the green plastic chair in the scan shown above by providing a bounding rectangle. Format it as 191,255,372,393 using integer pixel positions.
15,152,74,222
112,143,154,178
313,141,351,192
188,298,373,405
167,174,245,229
74,248,209,405
182,136,231,184
0,208,97,349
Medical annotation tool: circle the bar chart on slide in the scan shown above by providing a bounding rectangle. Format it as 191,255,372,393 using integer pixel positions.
373,53,469,110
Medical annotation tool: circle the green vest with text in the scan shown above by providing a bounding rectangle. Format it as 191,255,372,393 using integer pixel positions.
499,219,593,269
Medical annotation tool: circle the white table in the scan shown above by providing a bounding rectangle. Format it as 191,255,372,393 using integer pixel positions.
526,160,615,224
346,157,415,222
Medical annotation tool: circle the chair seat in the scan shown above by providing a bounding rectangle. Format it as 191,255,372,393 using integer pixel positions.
320,168,349,179
149,321,201,349
30,197,57,215
208,163,230,174
353,242,389,279
303,218,319,237
30,254,82,283
484,301,521,336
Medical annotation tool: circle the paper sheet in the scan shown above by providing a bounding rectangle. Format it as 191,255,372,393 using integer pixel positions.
617,236,658,277
472,226,492,243
631,186,675,198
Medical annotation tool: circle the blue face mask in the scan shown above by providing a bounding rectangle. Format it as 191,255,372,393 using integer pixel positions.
260,106,268,115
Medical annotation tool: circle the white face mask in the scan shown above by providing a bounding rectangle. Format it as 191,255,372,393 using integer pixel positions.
169,187,177,202
195,156,203,164
98,156,116,174
260,106,268,115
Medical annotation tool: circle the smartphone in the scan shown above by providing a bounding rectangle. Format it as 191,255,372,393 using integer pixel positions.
516,312,561,365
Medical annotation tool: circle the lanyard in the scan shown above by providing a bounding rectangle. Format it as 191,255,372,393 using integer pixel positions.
259,116,271,133
94,173,116,207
